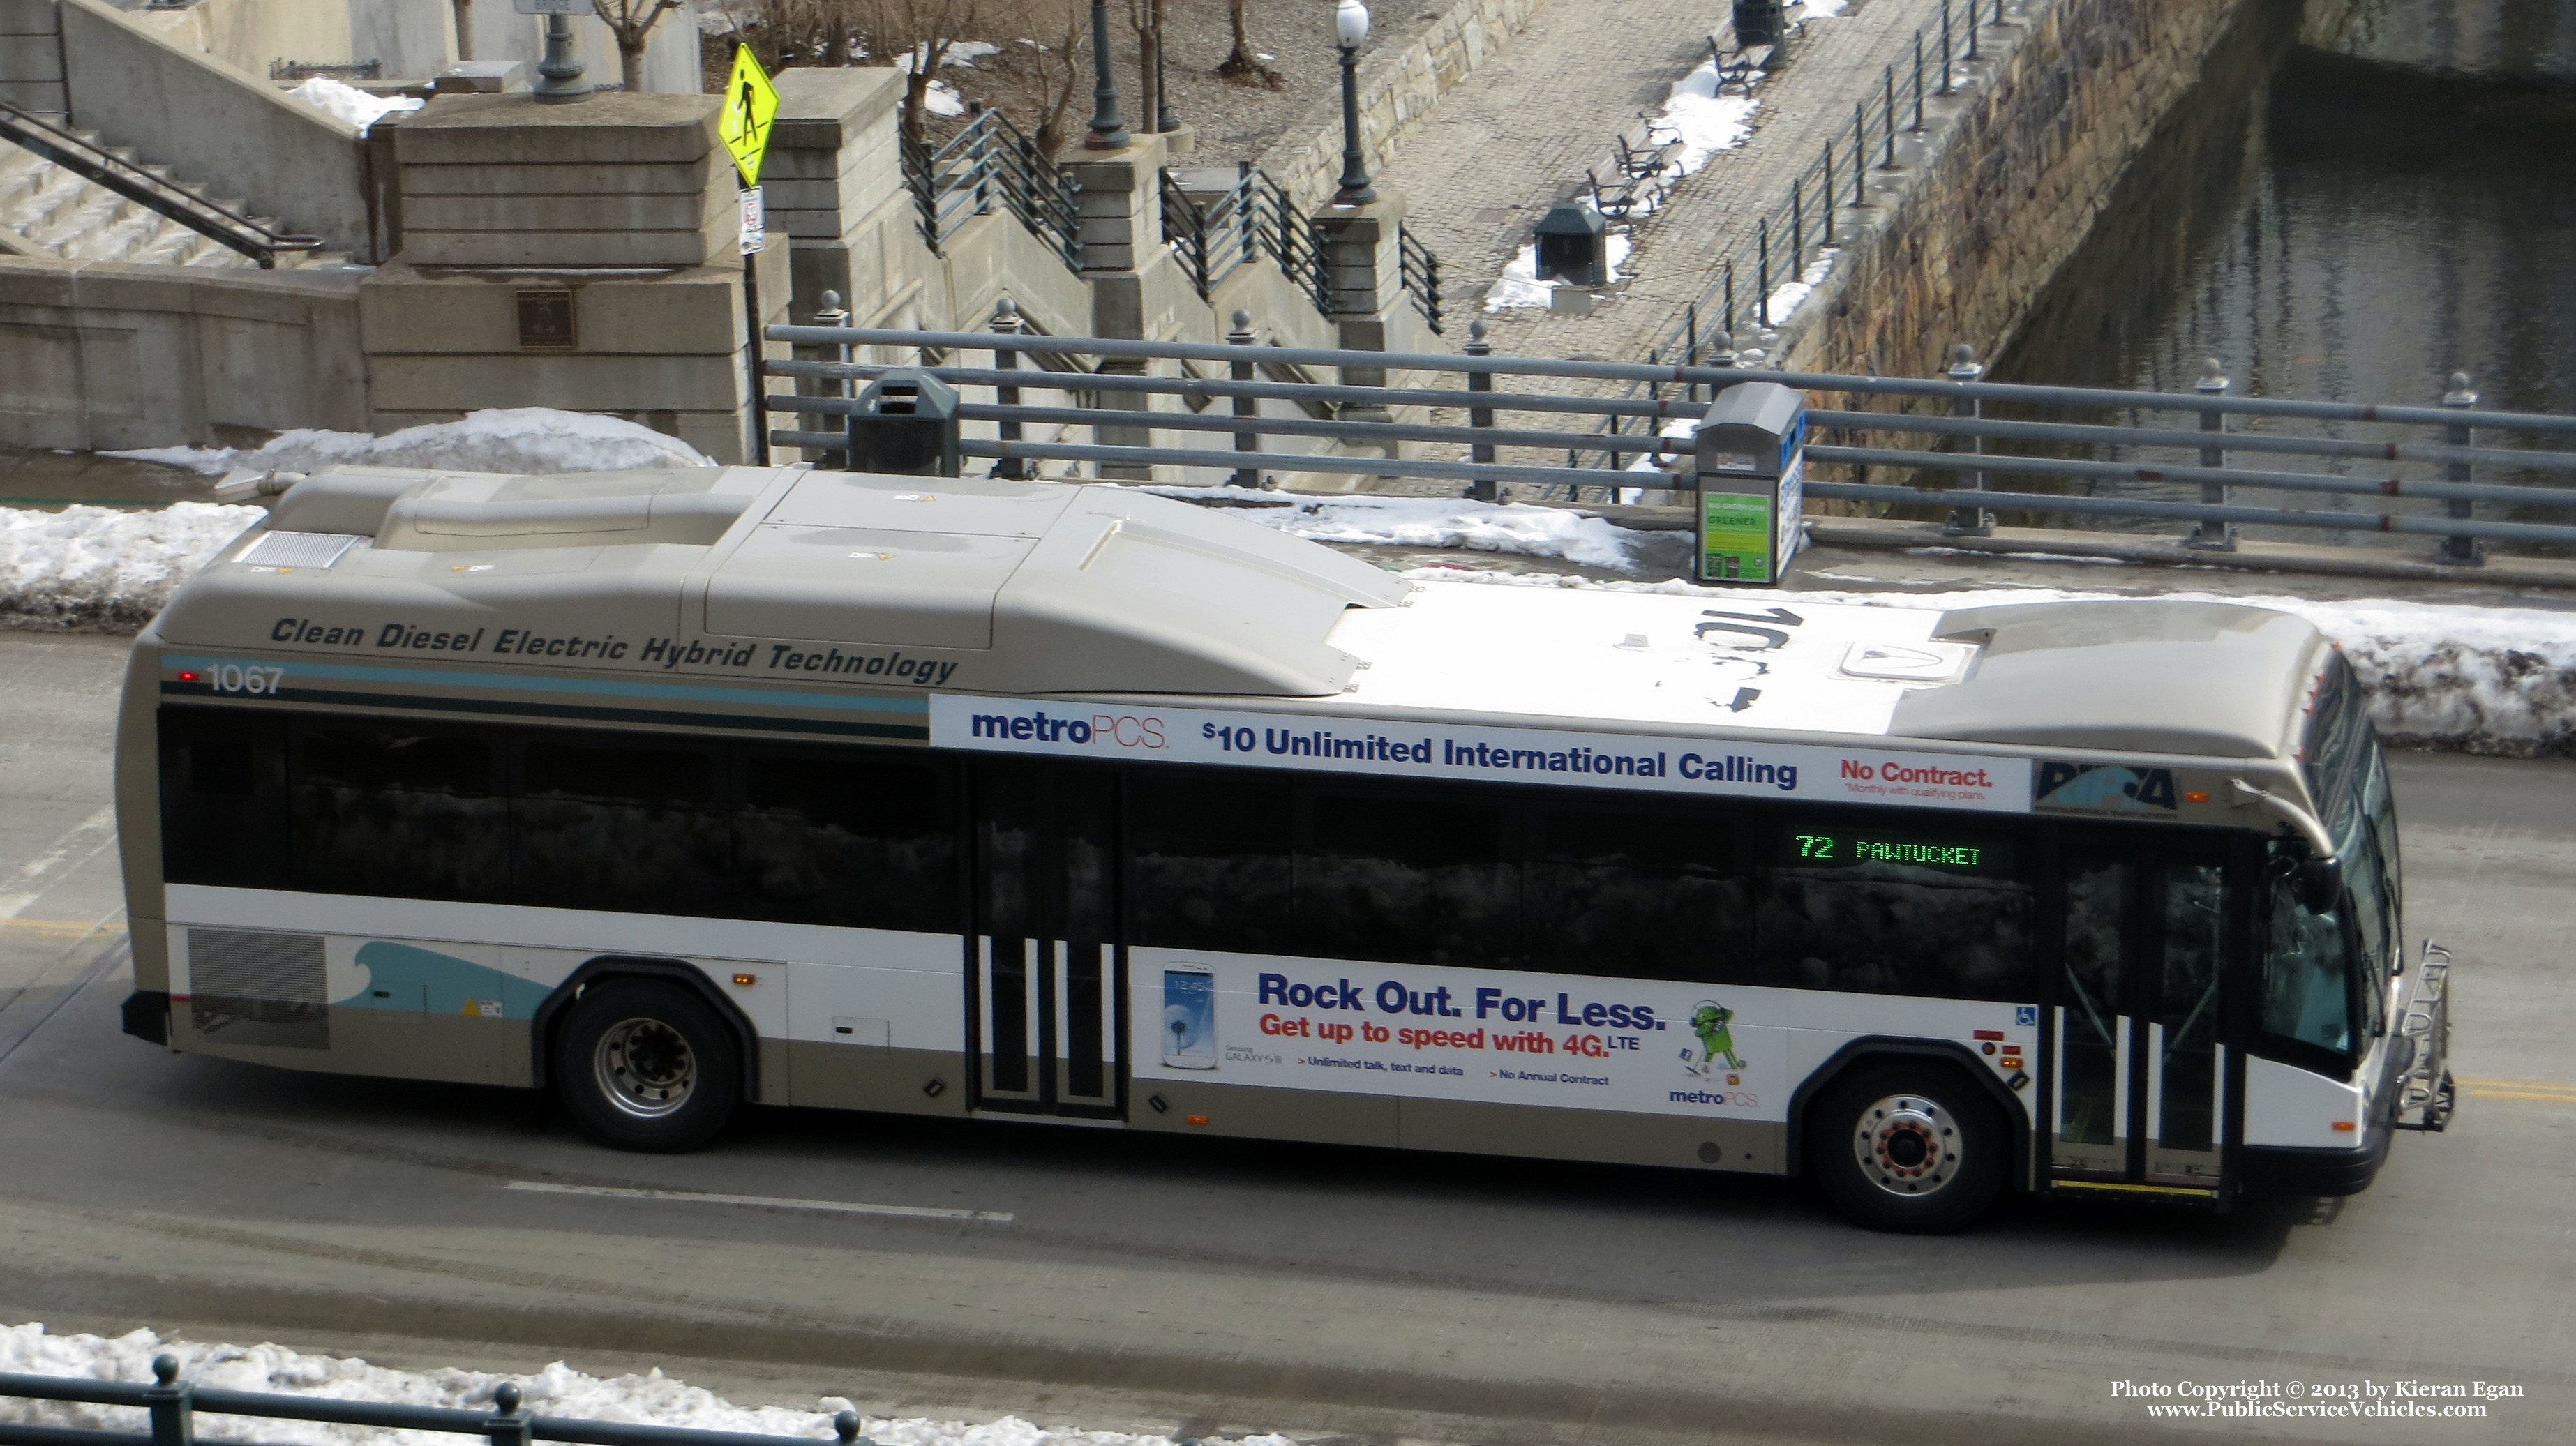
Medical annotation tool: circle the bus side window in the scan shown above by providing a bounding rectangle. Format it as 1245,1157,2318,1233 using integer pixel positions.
1125,771,1294,954
1752,822,2036,1001
738,748,958,933
1297,786,1519,968
2259,858,2356,1062
514,732,732,917
289,723,506,903
1526,804,1751,982
158,707,290,889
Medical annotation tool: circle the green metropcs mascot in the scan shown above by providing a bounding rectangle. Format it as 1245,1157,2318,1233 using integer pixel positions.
1691,1002,1746,1071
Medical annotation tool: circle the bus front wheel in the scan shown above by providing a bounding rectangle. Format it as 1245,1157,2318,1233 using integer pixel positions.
555,979,741,1152
1810,1064,2005,1233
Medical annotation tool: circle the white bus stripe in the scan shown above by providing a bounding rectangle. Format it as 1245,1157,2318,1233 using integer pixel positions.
504,1180,1013,1222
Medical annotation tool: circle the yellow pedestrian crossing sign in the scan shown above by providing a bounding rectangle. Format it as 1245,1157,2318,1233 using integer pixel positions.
719,45,779,188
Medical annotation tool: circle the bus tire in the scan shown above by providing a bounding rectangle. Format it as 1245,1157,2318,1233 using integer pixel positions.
554,979,741,1152
1809,1064,2005,1234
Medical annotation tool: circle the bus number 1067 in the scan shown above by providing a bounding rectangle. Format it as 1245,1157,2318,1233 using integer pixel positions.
184,664,286,695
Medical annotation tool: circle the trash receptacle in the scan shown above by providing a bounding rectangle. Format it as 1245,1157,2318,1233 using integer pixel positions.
1732,0,1788,47
846,368,961,476
1692,380,1806,585
1533,202,1607,287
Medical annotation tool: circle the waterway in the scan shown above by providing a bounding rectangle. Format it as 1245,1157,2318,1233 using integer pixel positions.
1994,0,2576,555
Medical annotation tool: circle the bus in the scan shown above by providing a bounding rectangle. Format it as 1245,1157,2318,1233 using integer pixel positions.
114,461,2454,1231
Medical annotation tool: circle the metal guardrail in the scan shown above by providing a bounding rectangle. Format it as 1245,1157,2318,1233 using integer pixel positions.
758,324,2576,561
0,1357,877,1446
0,100,323,269
899,107,1080,271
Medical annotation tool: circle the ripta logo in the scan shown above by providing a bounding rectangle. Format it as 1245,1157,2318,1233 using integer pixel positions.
2034,762,2179,815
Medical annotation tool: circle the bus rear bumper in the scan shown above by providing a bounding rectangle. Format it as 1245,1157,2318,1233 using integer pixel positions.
121,989,170,1046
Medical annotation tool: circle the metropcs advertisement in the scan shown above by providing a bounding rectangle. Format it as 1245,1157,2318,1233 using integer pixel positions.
1136,947,1795,1120
927,695,2030,812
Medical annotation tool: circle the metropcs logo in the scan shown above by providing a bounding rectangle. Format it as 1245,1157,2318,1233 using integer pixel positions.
966,707,1167,749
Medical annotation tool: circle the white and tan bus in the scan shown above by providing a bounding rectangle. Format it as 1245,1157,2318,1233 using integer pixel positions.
114,462,2452,1230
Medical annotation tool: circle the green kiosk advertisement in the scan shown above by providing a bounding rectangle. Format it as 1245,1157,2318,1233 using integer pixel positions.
1692,382,1806,585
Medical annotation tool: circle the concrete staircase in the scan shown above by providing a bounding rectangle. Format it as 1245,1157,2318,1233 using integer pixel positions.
0,130,347,268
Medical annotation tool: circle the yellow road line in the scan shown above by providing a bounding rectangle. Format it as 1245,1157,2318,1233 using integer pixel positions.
2456,1076,2575,1088
2466,1087,2576,1104
0,919,123,938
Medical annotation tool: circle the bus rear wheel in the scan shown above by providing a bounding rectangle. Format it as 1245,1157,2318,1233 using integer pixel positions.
1810,1064,2005,1233
555,979,741,1152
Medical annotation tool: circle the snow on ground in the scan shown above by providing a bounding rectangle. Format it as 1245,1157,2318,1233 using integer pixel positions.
1403,566,2576,757
1485,232,1633,310
106,409,712,478
0,1324,1287,1446
1145,486,1643,570
285,77,422,135
0,501,259,631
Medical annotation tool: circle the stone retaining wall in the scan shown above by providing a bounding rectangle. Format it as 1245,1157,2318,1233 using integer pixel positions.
1257,0,1541,212
1774,0,2258,384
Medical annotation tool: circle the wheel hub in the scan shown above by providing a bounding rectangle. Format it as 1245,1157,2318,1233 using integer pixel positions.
595,1017,697,1119
1853,1093,1961,1196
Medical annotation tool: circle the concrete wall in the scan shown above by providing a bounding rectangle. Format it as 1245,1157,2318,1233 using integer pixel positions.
1257,0,1540,212
1774,0,2259,385
0,0,66,114
133,0,454,80
59,0,372,253
0,254,367,449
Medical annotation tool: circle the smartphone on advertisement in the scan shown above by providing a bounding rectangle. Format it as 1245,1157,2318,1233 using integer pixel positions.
1162,964,1218,1069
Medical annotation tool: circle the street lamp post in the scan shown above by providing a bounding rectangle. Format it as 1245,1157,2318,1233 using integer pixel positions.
1085,0,1130,149
1332,1,1374,205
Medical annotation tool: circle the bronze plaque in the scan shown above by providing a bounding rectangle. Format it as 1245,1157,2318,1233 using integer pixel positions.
515,289,576,349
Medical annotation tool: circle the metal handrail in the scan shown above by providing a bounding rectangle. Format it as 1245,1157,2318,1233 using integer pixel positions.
0,1358,877,1446
0,100,322,269
899,108,1080,271
1398,222,1444,335
1249,169,1331,315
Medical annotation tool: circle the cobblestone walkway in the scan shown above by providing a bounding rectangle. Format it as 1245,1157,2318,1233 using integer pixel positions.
1365,0,2008,496
1465,0,1952,372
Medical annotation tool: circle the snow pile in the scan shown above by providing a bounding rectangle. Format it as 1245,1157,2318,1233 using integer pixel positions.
1148,486,1642,570
1651,65,1761,176
0,1324,1287,1446
1401,568,2576,757
1800,0,1851,17
107,409,712,478
285,77,423,135
1759,250,1838,332
0,502,258,630
1485,232,1633,310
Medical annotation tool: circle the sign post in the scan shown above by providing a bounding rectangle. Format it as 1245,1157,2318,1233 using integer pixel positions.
719,44,781,462
1691,381,1807,585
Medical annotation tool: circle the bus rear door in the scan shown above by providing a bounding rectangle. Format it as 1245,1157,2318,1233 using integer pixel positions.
966,760,1124,1119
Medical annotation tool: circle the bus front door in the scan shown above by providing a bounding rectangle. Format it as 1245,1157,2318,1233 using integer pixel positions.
968,761,1124,1120
2051,847,2231,1193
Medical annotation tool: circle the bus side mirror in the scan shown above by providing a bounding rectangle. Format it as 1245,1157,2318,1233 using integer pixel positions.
2299,855,2344,914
